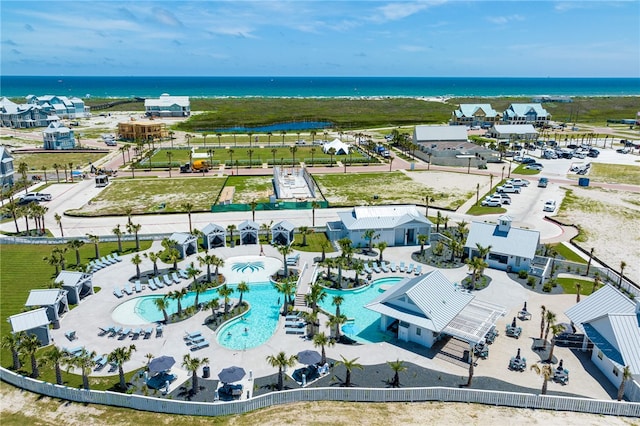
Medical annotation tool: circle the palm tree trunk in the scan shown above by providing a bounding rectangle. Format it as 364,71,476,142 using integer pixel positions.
31,355,39,378
119,366,126,389
12,350,20,370
192,372,198,393
83,373,89,390
55,364,62,385
541,378,548,395
278,368,284,390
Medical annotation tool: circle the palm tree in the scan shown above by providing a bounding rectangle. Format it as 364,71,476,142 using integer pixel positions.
363,229,378,253
585,247,595,276
467,349,475,386
212,255,225,281
332,295,344,318
205,298,220,322
543,310,557,348
41,346,68,385
52,163,61,183
202,133,209,148
236,281,250,307
4,200,21,234
376,241,388,262
227,224,237,247
218,284,234,315
530,363,554,395
198,253,217,283
2,332,24,370
126,222,142,251
273,277,297,315
539,305,546,339
67,239,84,266
327,314,347,341
131,253,142,278
276,244,293,277
289,145,298,166
336,355,363,387
327,147,336,166
166,151,173,177
417,234,429,255
475,243,492,260
304,283,327,313
182,354,209,395
152,296,170,323
112,224,123,253
180,202,194,232
186,262,201,286
310,200,320,227
313,332,334,365
619,260,627,288
465,256,488,290
618,365,632,401
387,359,407,388
172,288,188,316
87,233,100,259
19,333,41,378
191,281,208,310
66,348,96,390
546,323,565,363
108,344,137,390
266,351,297,391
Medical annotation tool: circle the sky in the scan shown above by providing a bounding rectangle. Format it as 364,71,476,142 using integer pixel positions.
1,1,639,77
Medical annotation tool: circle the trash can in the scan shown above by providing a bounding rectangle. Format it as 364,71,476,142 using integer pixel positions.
578,177,590,187
410,162,415,170
202,366,210,378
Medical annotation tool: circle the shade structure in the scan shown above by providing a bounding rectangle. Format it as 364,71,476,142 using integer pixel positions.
218,366,246,383
148,355,176,373
511,317,517,328
522,301,527,311
297,349,322,366
516,348,521,359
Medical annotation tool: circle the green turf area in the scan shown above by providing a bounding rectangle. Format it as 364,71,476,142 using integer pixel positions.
225,175,275,203
555,277,594,295
13,152,109,171
466,204,507,215
579,163,640,186
512,164,541,175
314,172,471,208
550,243,587,263
290,231,335,253
67,177,226,215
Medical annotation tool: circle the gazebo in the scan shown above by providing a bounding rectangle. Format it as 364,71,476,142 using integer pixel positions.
170,232,198,258
238,220,259,245
8,308,52,346
271,220,295,246
322,138,350,155
55,271,93,305
202,223,226,250
24,289,69,328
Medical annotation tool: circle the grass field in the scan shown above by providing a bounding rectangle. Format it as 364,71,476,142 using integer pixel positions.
581,163,640,186
512,164,541,175
13,152,109,171
314,172,470,208
67,177,226,215
226,175,275,203
556,277,594,295
550,243,588,264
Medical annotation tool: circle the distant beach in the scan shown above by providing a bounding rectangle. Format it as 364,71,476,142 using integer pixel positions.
1,76,639,99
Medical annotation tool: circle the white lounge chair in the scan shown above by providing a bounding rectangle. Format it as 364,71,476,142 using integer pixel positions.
373,262,382,273
101,256,116,265
163,275,173,286
363,263,373,274
170,272,181,283
178,269,189,280
184,331,202,340
147,279,157,291
390,262,397,272
406,263,415,274
380,262,389,273
134,280,142,292
144,327,153,339
122,284,132,295
154,277,165,288
399,262,406,272
111,253,122,262
131,328,141,338
119,328,131,339
113,288,123,298
414,265,422,275
110,326,122,337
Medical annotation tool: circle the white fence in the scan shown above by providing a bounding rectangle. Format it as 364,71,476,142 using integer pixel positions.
2,367,639,418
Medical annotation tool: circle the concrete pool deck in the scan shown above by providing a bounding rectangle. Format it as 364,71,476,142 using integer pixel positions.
49,241,615,400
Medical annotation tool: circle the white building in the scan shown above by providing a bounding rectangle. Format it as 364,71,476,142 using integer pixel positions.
144,93,190,117
502,103,550,125
25,95,89,119
43,121,76,150
0,146,15,189
486,124,538,140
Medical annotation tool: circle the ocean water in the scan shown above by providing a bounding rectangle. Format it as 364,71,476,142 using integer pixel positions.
1,76,639,99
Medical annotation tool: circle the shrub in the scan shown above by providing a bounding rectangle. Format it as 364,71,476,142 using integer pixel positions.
527,276,537,288
518,270,528,279
542,282,553,292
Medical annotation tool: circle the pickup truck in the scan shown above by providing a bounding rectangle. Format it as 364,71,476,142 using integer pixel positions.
23,192,52,201
506,178,530,187
496,184,521,194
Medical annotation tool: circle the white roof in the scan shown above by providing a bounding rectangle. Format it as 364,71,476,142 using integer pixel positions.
272,220,295,231
9,308,50,332
25,289,66,307
464,220,539,260
583,313,640,374
491,124,537,135
55,271,91,289
414,125,468,142
323,138,350,154
202,223,225,235
170,232,197,245
338,205,431,231
238,220,259,231
455,104,498,118
565,284,636,333
43,121,70,133
144,94,190,108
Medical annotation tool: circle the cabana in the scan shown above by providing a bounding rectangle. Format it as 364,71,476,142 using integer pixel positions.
322,138,350,155
170,232,198,258
8,308,52,346
202,223,226,249
24,289,69,328
238,220,259,245
271,220,295,246
55,271,94,305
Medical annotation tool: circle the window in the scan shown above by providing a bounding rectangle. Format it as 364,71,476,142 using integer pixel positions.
416,328,421,336
597,351,603,360
613,368,619,377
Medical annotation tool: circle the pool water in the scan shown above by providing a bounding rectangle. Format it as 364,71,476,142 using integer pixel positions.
318,276,405,343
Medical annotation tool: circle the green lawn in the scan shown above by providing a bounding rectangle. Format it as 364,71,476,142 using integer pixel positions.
466,179,508,215
225,176,275,204
67,177,227,216
13,152,109,171
549,243,588,263
291,232,335,253
314,172,471,208
556,277,594,295
512,164,541,175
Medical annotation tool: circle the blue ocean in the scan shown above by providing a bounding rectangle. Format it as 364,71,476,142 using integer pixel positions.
1,76,639,99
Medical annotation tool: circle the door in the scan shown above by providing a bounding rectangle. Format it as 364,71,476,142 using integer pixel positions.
406,228,415,245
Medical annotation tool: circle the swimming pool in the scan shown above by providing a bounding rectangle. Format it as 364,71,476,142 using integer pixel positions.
318,276,405,343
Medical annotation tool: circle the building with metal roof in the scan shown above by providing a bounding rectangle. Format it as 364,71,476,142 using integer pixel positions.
502,103,550,125
0,145,14,188
365,270,505,348
7,308,52,346
26,95,89,119
271,221,295,246
486,124,538,140
328,205,431,248
55,271,94,305
24,289,69,327
451,104,500,127
565,284,640,398
42,121,76,150
464,215,539,273
202,223,226,249
144,93,190,117
414,125,468,144
238,220,259,245
169,232,198,258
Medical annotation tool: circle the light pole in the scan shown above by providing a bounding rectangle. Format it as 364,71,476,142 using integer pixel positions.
476,183,480,206
501,166,505,181
389,154,393,172
467,158,471,174
508,160,512,178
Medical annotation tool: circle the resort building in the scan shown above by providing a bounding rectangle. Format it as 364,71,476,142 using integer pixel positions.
565,285,640,401
365,270,504,348
8,308,52,346
502,103,550,126
0,146,15,189
117,121,168,141
202,223,227,249
55,271,94,305
327,205,431,248
0,97,50,128
412,125,496,167
238,220,260,245
486,124,538,141
169,232,198,258
24,289,69,328
144,93,190,117
464,215,539,273
43,121,76,150
450,104,500,127
271,221,295,246
26,95,89,120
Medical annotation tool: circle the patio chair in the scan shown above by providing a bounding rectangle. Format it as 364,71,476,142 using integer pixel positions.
94,259,107,269
65,330,77,341
134,280,142,293
170,272,182,283
123,284,132,295
286,328,305,335
190,340,209,351
399,262,406,272
101,255,115,265
363,263,373,275
65,346,83,356
131,328,141,338
414,265,422,275
184,331,202,340
111,253,122,262
372,262,382,273
144,327,153,339
154,277,165,288
156,325,163,337
285,313,301,321
390,261,397,272
406,263,415,274
113,287,123,298
380,262,389,273
178,269,189,279
163,275,174,286
285,321,306,328
119,328,131,339
98,326,112,337
110,326,122,337
147,279,157,291
185,336,205,345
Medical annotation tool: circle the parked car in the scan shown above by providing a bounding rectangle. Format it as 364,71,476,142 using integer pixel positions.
587,149,600,158
616,147,630,154
17,197,39,206
543,200,557,212
506,178,530,187
520,157,536,164
573,152,586,159
538,177,549,188
543,150,558,159
23,192,52,201
497,184,521,194
484,193,511,205
525,164,543,170
481,198,501,207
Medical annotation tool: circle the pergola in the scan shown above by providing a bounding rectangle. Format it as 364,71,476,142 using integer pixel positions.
8,308,52,346
239,220,259,245
56,271,93,305
442,298,506,345
202,223,226,249
271,220,295,246
170,232,198,258
24,289,69,329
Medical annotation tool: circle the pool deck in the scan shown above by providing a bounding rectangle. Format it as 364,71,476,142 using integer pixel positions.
50,241,615,400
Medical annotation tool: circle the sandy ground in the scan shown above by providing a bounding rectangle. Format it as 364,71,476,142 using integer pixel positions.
1,382,637,426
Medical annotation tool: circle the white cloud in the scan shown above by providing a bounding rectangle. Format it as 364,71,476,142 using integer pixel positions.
371,1,447,23
486,15,524,25
152,7,183,27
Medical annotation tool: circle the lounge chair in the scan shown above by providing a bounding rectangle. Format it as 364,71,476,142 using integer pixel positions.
406,263,415,274
285,321,306,328
363,263,373,275
190,340,209,351
178,269,189,279
119,328,131,339
156,325,163,337
285,314,301,321
113,287,123,298
399,261,406,272
163,275,173,286
380,262,389,273
286,328,305,335
184,331,202,340
110,326,122,337
65,346,83,356
185,336,205,345
111,253,122,262
134,280,142,293
414,265,422,275
131,328,141,338
65,330,77,341
144,327,153,339
98,326,112,336
372,262,382,273
94,354,108,369
170,272,181,284
154,277,164,288
101,256,115,265
123,284,132,295
147,279,157,291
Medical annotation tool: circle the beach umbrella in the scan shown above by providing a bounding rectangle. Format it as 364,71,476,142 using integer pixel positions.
522,301,527,311
516,348,521,359
148,355,175,373
218,366,246,383
297,349,322,366
511,317,517,328
558,359,564,370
